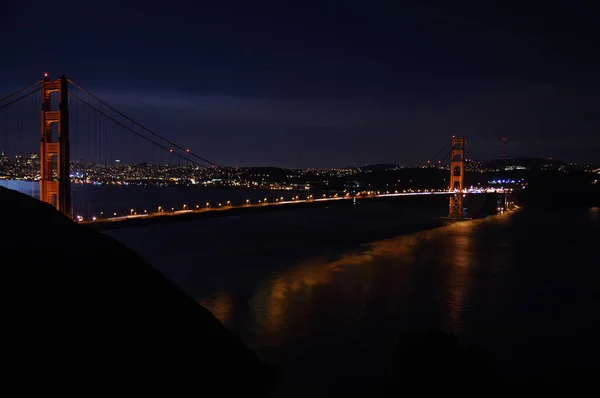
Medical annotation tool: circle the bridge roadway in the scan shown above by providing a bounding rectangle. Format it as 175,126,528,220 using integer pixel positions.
80,188,508,229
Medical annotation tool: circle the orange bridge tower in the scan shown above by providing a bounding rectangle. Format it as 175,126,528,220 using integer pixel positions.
40,75,72,218
448,136,465,219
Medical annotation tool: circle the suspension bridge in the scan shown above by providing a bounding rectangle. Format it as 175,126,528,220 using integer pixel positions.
0,74,499,226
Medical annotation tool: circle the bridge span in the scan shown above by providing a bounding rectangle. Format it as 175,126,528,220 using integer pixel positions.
1,74,508,224
82,188,511,230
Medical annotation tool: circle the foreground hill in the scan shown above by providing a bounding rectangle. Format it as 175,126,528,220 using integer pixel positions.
0,187,274,395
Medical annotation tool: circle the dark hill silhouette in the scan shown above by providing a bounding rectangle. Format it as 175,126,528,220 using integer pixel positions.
246,166,289,177
0,187,274,395
360,163,399,171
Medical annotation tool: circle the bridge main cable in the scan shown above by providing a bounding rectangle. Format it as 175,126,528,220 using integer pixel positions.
0,87,41,111
66,79,221,168
428,142,450,164
68,92,206,168
0,80,42,104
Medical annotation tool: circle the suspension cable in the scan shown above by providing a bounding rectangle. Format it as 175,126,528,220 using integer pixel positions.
67,79,221,168
69,92,205,168
0,88,41,111
0,80,41,104
428,142,450,163
440,150,451,163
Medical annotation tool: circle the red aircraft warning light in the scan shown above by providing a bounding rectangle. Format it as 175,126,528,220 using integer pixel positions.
186,149,190,153
169,149,173,153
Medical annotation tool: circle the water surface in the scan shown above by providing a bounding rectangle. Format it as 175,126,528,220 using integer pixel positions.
107,205,600,395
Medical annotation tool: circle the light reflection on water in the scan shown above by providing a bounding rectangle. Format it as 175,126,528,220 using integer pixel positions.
109,207,600,397
235,218,501,340
445,223,474,334
221,216,518,396
199,291,233,327
590,206,599,221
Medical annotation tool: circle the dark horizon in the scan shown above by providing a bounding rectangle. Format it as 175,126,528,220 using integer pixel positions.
2,0,600,167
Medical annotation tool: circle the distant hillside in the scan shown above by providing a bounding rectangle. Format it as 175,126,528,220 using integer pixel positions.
0,186,275,395
247,166,290,178
360,163,400,171
486,157,565,169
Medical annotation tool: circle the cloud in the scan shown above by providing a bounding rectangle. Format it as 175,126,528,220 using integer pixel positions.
86,88,406,129
81,80,600,165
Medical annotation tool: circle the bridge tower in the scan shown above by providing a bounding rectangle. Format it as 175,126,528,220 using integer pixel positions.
448,136,465,219
40,75,71,218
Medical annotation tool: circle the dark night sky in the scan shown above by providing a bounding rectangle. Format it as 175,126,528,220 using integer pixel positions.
1,0,599,167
